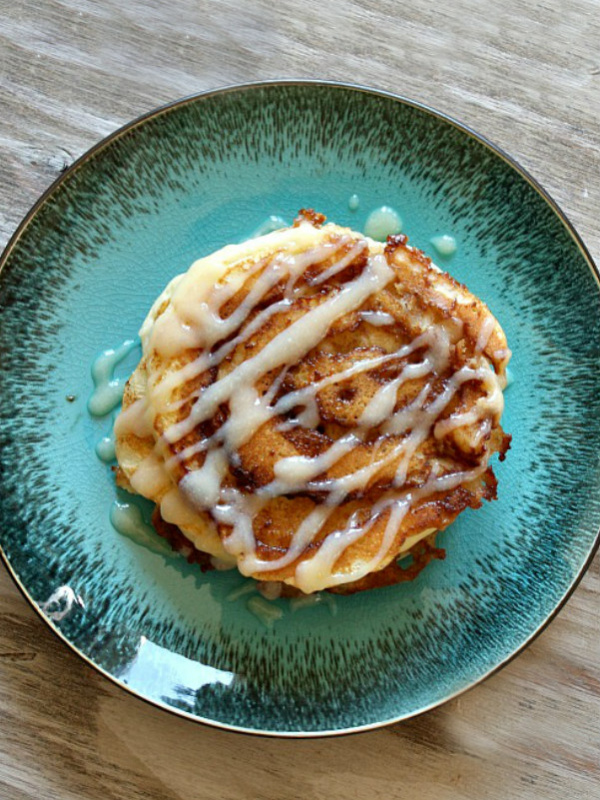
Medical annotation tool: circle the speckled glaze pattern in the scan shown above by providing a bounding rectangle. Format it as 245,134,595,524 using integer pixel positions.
0,82,599,736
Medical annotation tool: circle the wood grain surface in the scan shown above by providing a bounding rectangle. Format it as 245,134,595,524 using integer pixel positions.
1,2,599,798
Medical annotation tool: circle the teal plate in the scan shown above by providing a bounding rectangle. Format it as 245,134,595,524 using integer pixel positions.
1,81,599,737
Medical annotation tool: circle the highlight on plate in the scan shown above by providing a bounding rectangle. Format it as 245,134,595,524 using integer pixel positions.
113,209,511,596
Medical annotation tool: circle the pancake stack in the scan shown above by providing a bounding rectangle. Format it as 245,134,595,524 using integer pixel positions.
114,210,511,595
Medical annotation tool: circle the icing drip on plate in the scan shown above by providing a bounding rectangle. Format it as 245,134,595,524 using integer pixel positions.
88,339,138,416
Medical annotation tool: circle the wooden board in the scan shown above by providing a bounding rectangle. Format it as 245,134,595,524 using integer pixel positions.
0,1,599,797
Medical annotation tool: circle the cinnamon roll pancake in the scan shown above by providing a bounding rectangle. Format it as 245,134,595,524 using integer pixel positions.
114,210,511,595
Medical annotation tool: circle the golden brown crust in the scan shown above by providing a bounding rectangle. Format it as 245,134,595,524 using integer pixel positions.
293,208,327,227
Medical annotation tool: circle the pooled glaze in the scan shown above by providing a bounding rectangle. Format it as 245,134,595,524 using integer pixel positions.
248,215,288,239
364,206,402,241
358,309,396,327
88,339,138,416
110,499,172,556
431,234,457,257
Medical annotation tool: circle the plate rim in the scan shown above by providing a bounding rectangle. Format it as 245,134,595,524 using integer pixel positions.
1,78,599,739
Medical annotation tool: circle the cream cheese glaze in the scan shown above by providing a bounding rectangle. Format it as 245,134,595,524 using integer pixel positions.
114,213,510,594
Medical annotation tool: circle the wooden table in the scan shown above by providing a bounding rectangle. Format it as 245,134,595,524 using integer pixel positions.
1,2,599,797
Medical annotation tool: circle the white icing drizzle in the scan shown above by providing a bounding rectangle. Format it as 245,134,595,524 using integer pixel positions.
110,499,172,557
119,223,507,593
273,433,361,491
128,452,172,497
309,240,367,285
181,449,228,507
149,233,348,362
163,251,393,446
475,315,496,353
114,397,153,438
358,309,396,327
246,595,283,627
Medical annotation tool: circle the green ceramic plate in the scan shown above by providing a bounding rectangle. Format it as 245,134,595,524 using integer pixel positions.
1,81,599,737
